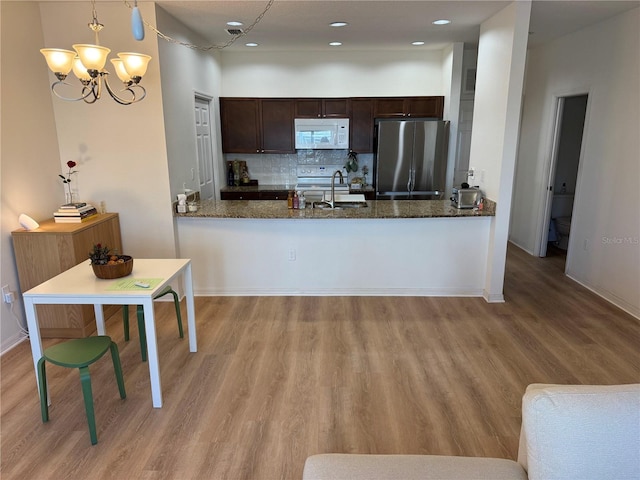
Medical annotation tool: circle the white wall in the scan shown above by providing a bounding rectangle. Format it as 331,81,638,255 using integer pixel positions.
155,6,223,201
220,50,444,97
177,217,491,296
38,2,176,259
470,1,531,301
510,7,639,317
1,2,62,351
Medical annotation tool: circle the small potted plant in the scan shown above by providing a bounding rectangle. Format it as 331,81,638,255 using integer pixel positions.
89,243,133,279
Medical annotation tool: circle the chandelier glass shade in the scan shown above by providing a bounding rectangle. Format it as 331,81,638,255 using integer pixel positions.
40,4,151,106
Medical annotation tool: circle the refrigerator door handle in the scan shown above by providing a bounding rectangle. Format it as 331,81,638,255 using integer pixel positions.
407,169,415,192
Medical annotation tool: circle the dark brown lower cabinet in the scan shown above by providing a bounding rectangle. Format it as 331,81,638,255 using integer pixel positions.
221,190,289,200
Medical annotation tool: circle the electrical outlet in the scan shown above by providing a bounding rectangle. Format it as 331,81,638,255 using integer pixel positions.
467,168,475,182
2,285,14,304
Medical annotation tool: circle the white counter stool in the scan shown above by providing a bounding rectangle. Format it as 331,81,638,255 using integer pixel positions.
122,285,183,362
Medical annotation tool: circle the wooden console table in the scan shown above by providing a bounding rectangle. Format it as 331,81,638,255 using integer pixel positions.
11,213,122,338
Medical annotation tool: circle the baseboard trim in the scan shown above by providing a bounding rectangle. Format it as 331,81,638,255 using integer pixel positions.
483,290,505,303
565,273,640,320
0,333,28,356
194,287,486,297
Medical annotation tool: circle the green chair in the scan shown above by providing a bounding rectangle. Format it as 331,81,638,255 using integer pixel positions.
122,285,183,362
37,335,126,446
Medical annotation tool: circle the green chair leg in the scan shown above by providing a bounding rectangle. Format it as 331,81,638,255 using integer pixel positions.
136,306,148,363
123,305,130,341
170,290,184,338
132,287,183,362
79,365,98,445
37,357,49,423
109,342,127,399
156,288,183,339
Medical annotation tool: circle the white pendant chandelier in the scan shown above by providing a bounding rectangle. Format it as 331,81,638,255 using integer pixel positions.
40,0,151,105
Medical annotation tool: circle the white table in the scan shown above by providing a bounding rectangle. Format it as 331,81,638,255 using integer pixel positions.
23,258,197,408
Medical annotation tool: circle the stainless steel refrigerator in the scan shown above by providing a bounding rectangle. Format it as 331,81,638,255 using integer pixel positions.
374,119,449,199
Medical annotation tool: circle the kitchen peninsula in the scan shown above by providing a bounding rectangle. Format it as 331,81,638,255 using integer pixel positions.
175,199,496,297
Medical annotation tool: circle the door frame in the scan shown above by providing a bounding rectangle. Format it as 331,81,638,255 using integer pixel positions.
535,88,591,260
193,92,217,201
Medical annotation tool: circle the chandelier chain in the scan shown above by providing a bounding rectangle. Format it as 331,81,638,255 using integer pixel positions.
122,0,275,51
91,0,98,23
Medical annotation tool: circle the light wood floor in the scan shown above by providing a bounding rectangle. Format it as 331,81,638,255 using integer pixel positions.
1,245,639,479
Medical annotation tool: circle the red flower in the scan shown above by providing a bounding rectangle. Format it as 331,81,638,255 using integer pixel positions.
59,161,78,200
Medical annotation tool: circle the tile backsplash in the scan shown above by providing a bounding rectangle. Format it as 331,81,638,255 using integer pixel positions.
224,150,373,187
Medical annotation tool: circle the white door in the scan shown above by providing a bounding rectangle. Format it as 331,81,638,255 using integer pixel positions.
539,97,565,257
195,97,215,201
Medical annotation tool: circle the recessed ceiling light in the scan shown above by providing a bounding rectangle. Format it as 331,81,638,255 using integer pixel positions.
412,41,425,46
245,42,259,47
329,42,342,46
227,21,244,27
432,19,451,25
330,22,349,27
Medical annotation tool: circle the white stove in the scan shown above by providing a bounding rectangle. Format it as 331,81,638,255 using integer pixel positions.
296,165,349,202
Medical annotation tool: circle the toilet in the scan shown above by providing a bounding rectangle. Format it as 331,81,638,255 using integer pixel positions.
550,194,574,250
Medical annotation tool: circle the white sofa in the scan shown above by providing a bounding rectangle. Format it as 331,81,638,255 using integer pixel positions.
303,383,640,480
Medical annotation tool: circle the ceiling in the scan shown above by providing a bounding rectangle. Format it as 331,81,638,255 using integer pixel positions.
153,0,639,52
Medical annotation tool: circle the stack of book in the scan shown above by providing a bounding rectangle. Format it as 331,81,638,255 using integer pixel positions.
54,203,98,223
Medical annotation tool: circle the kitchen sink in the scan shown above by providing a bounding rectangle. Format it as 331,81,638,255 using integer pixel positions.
312,193,368,209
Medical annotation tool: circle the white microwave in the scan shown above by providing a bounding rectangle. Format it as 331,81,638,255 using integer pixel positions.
294,118,349,150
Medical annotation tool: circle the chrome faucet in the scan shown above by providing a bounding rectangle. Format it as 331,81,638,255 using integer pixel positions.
313,169,344,209
330,169,344,207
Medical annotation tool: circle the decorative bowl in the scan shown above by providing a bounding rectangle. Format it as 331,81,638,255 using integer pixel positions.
91,255,133,279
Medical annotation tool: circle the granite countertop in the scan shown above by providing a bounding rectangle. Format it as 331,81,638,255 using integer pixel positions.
176,199,495,219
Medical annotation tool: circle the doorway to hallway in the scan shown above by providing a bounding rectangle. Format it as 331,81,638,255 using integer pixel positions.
539,94,588,267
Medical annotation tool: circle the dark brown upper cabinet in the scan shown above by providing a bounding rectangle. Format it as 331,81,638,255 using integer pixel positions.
221,98,295,153
374,96,444,118
295,98,350,118
220,98,260,153
260,99,295,153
